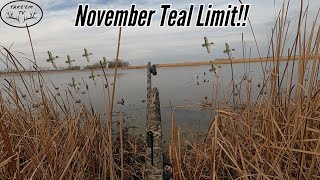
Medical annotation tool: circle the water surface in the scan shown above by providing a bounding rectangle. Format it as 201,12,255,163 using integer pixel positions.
0,61,312,137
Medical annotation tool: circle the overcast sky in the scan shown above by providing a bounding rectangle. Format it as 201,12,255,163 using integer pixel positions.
0,0,319,69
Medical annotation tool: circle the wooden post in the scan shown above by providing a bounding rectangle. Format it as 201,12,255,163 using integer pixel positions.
146,63,163,179
147,62,152,109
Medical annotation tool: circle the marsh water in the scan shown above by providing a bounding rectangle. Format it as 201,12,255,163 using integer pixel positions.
0,61,309,137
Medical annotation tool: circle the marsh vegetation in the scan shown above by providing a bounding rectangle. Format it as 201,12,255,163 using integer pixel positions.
0,0,320,179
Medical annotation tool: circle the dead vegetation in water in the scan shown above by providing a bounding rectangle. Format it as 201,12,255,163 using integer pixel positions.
0,47,147,179
0,99,146,179
0,27,147,179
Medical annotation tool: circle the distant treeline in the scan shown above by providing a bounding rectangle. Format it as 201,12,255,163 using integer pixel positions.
109,60,130,68
84,59,130,69
0,59,130,72
66,66,81,70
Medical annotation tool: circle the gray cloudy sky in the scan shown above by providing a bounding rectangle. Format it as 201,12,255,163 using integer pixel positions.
0,0,319,69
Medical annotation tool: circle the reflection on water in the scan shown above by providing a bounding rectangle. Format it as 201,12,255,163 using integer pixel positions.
0,61,312,137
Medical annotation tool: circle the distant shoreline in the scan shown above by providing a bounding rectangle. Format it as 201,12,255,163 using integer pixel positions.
126,55,319,69
1,55,318,75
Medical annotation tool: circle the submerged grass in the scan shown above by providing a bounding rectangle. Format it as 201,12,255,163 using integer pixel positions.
0,0,320,179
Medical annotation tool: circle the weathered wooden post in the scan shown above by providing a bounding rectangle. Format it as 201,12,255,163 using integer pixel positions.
147,62,152,104
146,62,163,179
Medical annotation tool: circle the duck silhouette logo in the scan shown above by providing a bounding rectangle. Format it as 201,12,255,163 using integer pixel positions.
0,0,43,28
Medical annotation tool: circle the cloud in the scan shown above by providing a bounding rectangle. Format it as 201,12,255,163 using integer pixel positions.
0,0,319,70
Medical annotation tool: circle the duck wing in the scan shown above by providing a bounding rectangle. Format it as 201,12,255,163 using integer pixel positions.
206,46,210,53
52,61,58,69
225,43,230,51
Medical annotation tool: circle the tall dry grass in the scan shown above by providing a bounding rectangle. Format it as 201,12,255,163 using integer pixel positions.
0,28,146,179
168,0,320,179
0,90,145,179
0,0,319,179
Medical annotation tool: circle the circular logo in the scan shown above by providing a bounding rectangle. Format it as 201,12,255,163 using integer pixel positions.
0,0,43,28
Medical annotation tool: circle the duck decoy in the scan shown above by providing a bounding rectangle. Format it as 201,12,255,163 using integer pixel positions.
117,98,124,105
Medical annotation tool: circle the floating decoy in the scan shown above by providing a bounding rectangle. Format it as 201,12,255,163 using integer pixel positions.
193,74,202,85
82,48,93,62
201,96,211,107
202,37,214,53
117,98,124,105
202,102,212,107
202,72,210,82
104,82,113,88
65,55,75,66
193,74,202,80
46,51,59,69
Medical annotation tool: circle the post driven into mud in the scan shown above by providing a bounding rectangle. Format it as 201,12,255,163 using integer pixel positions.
145,62,164,179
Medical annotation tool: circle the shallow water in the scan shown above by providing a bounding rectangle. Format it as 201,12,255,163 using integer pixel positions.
0,60,314,137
